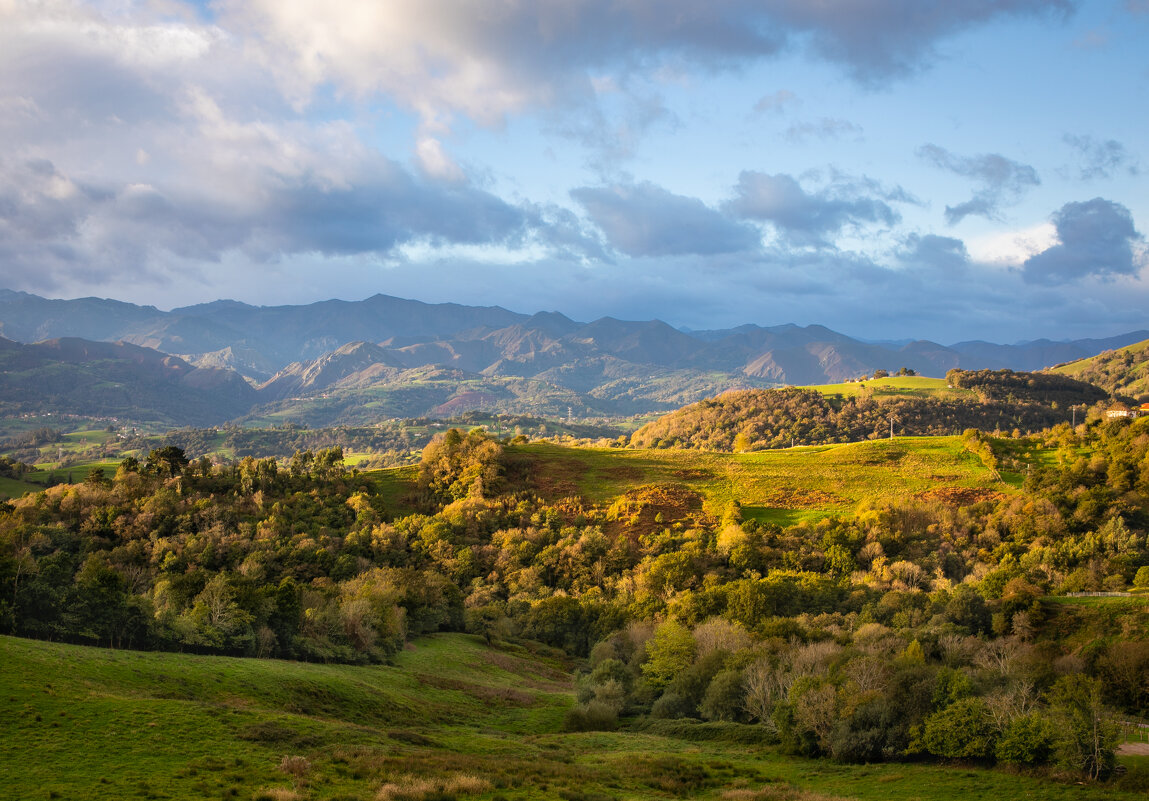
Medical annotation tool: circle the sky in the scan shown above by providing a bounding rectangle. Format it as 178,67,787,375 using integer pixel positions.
1,0,1147,345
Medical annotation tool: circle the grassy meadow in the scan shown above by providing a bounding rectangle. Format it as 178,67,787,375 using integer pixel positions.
503,436,1005,525
799,376,972,402
2,633,1145,801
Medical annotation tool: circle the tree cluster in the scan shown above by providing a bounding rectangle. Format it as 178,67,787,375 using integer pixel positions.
629,383,1094,452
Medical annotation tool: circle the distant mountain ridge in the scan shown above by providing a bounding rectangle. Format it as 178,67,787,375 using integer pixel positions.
1,289,1145,425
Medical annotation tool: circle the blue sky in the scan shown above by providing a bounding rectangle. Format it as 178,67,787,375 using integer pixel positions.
0,0,1146,344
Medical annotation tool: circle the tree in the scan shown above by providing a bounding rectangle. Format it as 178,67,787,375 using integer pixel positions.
146,446,189,478
641,619,696,689
1048,674,1119,780
700,669,745,722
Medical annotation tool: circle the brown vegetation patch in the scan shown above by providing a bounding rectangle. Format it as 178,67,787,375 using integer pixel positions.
604,483,713,543
915,487,1005,505
414,674,534,707
483,650,570,687
764,487,846,509
607,483,704,519
515,453,585,501
601,465,644,481
428,391,500,417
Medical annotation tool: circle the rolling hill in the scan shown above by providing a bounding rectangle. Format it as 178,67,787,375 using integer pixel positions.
1049,338,1149,399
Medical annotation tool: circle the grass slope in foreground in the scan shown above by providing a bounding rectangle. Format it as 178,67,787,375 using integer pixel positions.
4,634,1144,801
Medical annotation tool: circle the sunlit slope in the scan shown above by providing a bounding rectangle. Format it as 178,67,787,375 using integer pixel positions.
1050,338,1149,398
0,633,572,800
506,436,1005,525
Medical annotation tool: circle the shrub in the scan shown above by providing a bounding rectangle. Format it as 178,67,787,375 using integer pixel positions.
700,669,746,722
651,691,694,720
920,698,996,760
995,712,1056,766
564,700,618,731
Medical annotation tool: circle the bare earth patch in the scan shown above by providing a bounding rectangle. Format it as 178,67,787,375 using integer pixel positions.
915,487,1005,505
1119,742,1149,755
765,487,846,509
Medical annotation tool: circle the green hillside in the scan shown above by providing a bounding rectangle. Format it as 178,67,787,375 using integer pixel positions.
3,633,1144,801
510,435,1004,525
1050,338,1149,399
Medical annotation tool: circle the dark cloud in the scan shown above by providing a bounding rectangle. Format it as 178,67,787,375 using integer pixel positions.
0,152,541,293
1062,134,1139,181
761,0,1071,84
1022,198,1144,285
897,234,970,273
917,144,1040,224
726,171,900,247
571,182,761,257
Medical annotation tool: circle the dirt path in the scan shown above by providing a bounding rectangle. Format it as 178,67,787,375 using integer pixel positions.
1118,742,1149,755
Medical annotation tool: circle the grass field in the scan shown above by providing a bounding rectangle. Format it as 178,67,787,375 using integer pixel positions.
798,376,974,401
2,634,1146,801
503,436,1005,525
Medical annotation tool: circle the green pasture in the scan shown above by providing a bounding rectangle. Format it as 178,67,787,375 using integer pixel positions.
505,435,1005,524
0,459,123,500
2,634,1145,801
799,376,973,401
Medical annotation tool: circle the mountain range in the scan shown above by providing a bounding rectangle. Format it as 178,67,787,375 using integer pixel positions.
0,289,1144,426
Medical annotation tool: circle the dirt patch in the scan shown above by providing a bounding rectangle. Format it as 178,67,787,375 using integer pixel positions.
916,487,1006,505
764,487,846,509
1119,742,1149,756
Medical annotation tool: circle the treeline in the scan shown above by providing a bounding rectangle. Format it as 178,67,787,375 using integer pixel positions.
629,382,1091,452
571,617,1129,779
1,415,1148,780
945,369,1108,406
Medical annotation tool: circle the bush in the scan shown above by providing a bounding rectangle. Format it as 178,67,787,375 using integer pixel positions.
996,712,1056,766
920,698,996,760
564,700,618,731
700,669,745,722
650,691,694,720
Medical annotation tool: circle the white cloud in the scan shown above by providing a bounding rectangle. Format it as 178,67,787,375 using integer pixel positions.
967,222,1058,267
415,138,466,184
